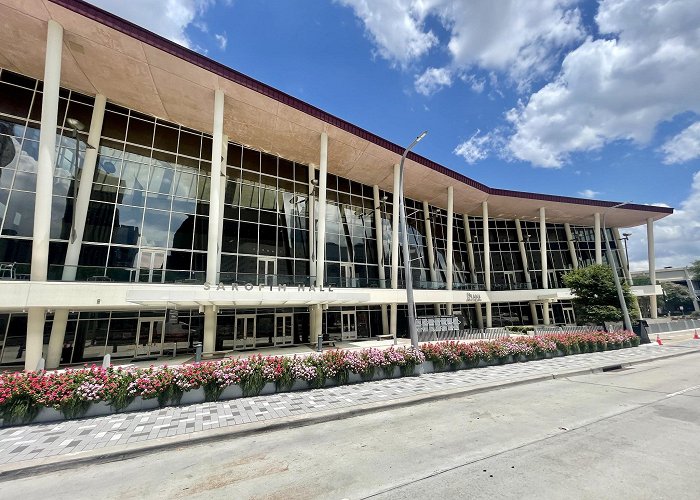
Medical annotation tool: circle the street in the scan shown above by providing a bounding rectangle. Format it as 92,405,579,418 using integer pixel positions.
2,350,699,499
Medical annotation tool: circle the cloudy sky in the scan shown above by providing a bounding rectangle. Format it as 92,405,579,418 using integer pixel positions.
88,0,700,271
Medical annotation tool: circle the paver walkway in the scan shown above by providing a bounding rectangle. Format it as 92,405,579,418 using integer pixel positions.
1,342,698,467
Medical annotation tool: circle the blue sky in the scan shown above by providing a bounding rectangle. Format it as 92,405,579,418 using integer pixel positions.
88,0,700,271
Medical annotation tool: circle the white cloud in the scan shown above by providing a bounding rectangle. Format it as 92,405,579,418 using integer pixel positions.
87,0,215,48
336,0,438,68
454,130,504,164
338,0,584,89
506,0,700,168
578,189,600,199
661,122,700,164
626,170,700,271
415,67,453,96
214,32,228,50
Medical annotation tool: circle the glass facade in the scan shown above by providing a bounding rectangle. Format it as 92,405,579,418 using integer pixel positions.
0,67,635,366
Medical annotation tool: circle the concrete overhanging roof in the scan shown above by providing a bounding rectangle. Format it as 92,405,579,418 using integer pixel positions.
0,0,674,228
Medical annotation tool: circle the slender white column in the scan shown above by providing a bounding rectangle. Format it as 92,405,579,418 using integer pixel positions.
308,164,316,283
373,185,389,335
206,89,224,285
612,228,631,285
482,201,492,327
203,306,217,353
46,309,69,369
594,213,602,264
540,207,550,325
647,218,658,319
422,201,439,314
315,132,328,286
564,223,579,270
26,20,63,371
32,20,63,282
25,309,46,372
463,214,483,328
515,219,532,289
390,164,400,337
216,134,228,278
446,186,454,314
63,94,106,281
529,302,539,326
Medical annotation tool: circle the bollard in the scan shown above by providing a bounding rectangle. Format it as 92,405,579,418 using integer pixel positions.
102,354,111,368
316,334,323,352
194,341,203,362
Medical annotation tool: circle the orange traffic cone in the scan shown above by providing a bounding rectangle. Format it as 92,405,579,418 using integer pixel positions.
694,330,699,340
656,335,663,346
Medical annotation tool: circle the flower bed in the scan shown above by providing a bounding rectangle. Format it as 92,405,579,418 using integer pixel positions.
0,331,639,426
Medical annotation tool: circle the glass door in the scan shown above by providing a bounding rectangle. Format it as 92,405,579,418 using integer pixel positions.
234,314,257,349
563,307,576,325
135,318,165,357
258,257,277,286
341,311,357,341
340,262,355,288
274,313,294,345
137,249,166,283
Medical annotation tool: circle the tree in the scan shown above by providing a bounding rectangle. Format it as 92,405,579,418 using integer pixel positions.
689,259,700,282
562,264,640,325
659,282,694,314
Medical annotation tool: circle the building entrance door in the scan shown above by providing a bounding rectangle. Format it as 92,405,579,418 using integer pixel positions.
258,258,276,286
274,313,294,345
341,311,357,341
135,318,165,357
563,307,576,325
137,249,166,283
234,314,257,349
340,262,355,287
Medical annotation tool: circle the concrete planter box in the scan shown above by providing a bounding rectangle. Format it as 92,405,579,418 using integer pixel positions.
34,406,63,424
220,384,243,400
179,387,205,406
259,382,277,395
84,401,113,419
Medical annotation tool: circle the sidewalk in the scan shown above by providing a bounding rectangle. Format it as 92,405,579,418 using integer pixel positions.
1,341,698,478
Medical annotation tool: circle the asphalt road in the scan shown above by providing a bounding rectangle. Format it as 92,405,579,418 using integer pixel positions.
3,352,699,500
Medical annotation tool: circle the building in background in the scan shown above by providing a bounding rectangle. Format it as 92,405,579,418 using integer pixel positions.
0,0,672,370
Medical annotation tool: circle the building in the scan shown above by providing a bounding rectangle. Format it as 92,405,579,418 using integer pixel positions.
631,267,700,313
0,0,672,371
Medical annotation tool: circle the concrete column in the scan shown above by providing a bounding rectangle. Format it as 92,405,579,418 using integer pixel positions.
515,219,532,289
390,164,400,337
308,164,316,283
446,186,454,314
373,185,389,335
529,302,539,326
564,223,579,270
216,134,228,278
25,309,46,372
647,218,658,319
32,20,63,282
422,201,439,314
203,306,217,353
62,94,106,281
684,269,700,313
594,213,602,264
315,132,328,286
206,89,224,285
26,20,63,371
613,228,631,285
482,201,492,327
46,309,69,369
540,207,550,325
463,214,483,328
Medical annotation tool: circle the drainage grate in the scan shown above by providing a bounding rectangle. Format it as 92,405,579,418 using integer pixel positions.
602,364,624,372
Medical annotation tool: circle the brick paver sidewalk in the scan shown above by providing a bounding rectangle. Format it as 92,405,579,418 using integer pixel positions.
1,343,698,467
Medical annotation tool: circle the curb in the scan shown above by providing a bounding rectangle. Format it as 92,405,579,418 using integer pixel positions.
1,346,699,481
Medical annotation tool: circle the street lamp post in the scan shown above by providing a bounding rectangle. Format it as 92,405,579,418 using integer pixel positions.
621,232,632,282
66,118,94,244
602,203,633,331
399,131,427,349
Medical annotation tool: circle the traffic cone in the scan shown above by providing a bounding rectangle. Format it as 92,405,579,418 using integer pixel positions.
694,330,699,340
656,335,663,346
